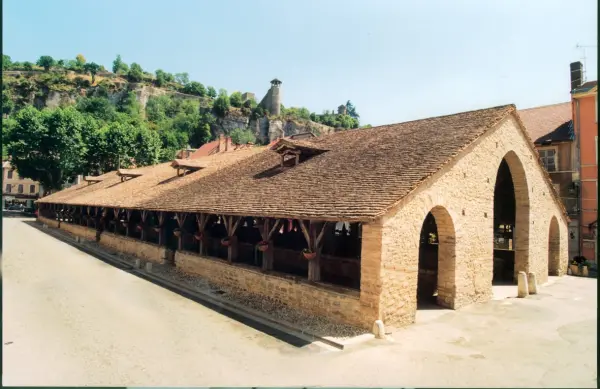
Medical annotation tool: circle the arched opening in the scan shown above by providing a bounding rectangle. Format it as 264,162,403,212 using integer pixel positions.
417,206,456,308
548,216,560,276
493,152,530,285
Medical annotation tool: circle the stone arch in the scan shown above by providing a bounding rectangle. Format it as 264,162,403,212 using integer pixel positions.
548,216,561,276
416,205,457,308
493,150,530,283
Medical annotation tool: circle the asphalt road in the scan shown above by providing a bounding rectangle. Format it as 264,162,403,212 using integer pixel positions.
3,217,597,387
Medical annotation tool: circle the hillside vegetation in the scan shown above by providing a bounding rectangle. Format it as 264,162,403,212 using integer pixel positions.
2,53,368,192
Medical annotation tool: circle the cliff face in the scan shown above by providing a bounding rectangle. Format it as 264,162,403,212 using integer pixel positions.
4,72,336,144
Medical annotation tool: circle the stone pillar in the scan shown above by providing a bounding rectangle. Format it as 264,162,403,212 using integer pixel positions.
527,272,538,294
517,271,529,298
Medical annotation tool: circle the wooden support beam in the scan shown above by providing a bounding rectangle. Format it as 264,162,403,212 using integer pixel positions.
140,210,148,241
196,213,209,255
175,212,187,250
125,209,133,237
259,218,281,271
299,220,328,282
158,211,165,246
222,215,241,263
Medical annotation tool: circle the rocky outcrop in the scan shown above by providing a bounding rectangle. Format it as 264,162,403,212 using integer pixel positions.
267,119,335,142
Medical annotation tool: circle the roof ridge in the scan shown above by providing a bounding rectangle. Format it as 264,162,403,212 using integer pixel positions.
519,102,571,111
331,104,515,137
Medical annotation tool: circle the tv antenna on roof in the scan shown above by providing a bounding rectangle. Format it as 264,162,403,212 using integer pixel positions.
575,43,597,82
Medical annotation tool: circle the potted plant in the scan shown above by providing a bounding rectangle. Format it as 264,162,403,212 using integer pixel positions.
221,237,232,247
302,248,317,260
121,219,128,228
582,260,591,277
257,240,269,252
193,231,204,241
570,260,580,276
173,228,182,237
136,223,143,232
153,225,162,233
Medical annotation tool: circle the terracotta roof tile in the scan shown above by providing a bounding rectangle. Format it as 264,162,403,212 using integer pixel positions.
518,102,572,143
134,105,516,221
38,147,266,208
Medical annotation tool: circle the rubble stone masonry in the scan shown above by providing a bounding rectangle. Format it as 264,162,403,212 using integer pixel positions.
378,114,569,328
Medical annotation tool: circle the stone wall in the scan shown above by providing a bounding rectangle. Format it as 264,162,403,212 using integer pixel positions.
378,114,570,327
38,215,59,229
60,222,96,241
174,250,371,328
98,232,166,264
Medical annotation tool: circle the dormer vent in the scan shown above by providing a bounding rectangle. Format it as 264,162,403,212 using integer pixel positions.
171,159,209,177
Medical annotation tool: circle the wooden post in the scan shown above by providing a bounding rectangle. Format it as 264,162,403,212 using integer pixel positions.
223,215,242,264
260,218,281,271
125,209,133,237
113,208,120,234
158,211,166,246
175,212,187,251
300,220,328,282
140,210,148,242
196,213,209,255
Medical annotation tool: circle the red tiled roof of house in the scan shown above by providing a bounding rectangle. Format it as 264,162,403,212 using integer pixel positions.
518,102,572,143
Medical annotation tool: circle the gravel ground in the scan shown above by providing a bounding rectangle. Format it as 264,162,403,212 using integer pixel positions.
81,238,368,341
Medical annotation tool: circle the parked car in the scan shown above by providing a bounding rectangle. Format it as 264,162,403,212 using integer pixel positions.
7,204,25,211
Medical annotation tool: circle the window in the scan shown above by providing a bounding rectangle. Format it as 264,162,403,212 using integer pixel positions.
29,185,36,194
18,184,23,194
539,149,557,172
7,170,13,179
5,184,11,193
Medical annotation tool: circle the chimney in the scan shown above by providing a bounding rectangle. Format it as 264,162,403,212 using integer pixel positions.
218,134,226,152
570,62,583,91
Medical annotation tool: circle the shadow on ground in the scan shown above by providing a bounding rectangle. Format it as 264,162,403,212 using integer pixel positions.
21,219,314,349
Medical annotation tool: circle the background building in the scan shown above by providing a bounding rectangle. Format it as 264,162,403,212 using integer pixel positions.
570,61,598,262
2,161,42,208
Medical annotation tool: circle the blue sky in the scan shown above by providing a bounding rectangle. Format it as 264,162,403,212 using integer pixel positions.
3,0,598,126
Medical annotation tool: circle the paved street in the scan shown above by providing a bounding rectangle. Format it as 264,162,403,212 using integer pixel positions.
3,216,597,387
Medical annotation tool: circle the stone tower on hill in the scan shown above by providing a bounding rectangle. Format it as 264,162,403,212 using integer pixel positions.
259,78,282,116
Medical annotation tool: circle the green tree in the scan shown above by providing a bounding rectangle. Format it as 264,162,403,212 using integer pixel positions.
174,72,189,85
56,59,65,68
132,126,162,166
75,96,117,122
36,55,56,71
155,69,167,87
75,54,86,68
229,91,243,108
229,128,256,145
5,106,87,191
213,89,230,117
101,121,136,170
345,100,360,121
22,62,33,71
127,63,144,82
207,86,217,98
2,89,14,116
183,81,206,96
3,55,12,70
2,117,16,158
83,62,101,84
112,54,128,74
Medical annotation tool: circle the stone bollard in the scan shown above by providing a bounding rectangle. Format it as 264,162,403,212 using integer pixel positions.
145,262,153,273
582,266,589,277
372,319,386,339
134,259,142,269
517,271,529,298
527,272,538,295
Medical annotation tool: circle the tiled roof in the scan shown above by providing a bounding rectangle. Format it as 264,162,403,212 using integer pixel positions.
518,102,572,143
40,104,566,222
37,147,266,208
134,105,516,221
572,80,598,94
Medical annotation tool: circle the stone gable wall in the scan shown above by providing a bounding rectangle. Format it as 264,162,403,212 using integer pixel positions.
378,114,569,327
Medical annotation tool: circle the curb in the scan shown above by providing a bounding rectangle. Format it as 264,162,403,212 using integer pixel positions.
31,221,358,350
